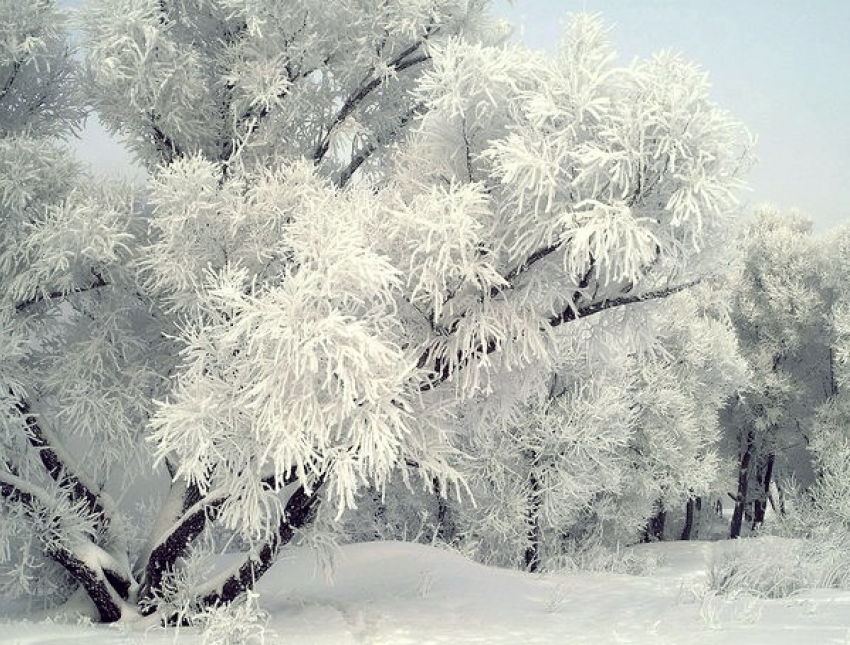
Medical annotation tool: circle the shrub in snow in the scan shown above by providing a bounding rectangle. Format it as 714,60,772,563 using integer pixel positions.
548,538,663,577
707,535,850,599
197,592,271,645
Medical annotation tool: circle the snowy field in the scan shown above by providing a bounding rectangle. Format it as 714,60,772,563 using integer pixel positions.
3,539,850,644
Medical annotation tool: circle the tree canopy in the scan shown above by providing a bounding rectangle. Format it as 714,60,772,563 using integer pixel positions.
0,0,763,625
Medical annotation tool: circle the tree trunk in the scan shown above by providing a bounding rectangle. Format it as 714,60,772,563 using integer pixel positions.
524,471,542,572
433,477,455,544
681,496,702,540
642,501,666,542
138,482,219,611
752,452,775,529
730,429,755,539
198,480,321,608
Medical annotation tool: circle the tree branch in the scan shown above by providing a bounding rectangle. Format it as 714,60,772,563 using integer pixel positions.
418,280,699,392
138,484,225,609
488,244,563,300
196,480,322,609
0,60,22,105
14,271,110,313
337,102,425,188
0,471,128,622
548,280,700,328
138,473,286,611
15,399,113,528
314,36,433,165
148,111,183,165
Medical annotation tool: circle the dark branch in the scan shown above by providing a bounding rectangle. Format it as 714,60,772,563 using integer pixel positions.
418,280,699,392
198,480,322,608
149,112,183,165
15,271,109,313
0,60,22,105
489,244,563,300
59,553,125,622
16,399,111,531
337,102,425,188
548,280,699,328
314,38,433,165
139,486,225,610
139,473,285,611
0,473,126,622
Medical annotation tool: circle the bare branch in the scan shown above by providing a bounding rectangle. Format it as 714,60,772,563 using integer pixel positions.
0,60,22,105
15,399,115,531
337,102,425,188
548,280,700,328
0,471,128,622
418,280,699,392
148,112,183,165
15,271,109,313
314,37,434,165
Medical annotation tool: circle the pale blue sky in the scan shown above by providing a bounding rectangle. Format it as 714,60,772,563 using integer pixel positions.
66,0,848,231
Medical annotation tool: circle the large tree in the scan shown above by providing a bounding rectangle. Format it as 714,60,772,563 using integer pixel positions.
1,3,752,623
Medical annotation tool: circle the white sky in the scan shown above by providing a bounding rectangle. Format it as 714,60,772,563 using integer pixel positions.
66,0,849,232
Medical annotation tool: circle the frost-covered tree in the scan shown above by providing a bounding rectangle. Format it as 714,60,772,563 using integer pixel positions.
0,0,144,620
345,16,752,567
802,224,850,531
722,208,835,538
352,285,747,569
2,3,752,624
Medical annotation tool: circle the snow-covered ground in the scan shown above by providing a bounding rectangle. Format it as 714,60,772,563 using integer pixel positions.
3,539,849,644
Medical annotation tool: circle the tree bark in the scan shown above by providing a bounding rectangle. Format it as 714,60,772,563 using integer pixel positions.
198,481,321,609
138,484,220,611
730,429,755,539
17,399,111,529
433,477,455,544
681,496,702,541
752,452,775,529
0,473,129,623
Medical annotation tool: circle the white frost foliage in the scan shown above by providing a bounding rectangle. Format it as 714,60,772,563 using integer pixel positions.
142,157,326,314
559,201,661,285
386,182,506,322
81,0,219,162
808,394,850,529
81,0,491,170
0,0,82,137
835,302,850,389
8,183,135,305
149,177,413,530
417,39,537,124
474,14,751,286
522,378,638,527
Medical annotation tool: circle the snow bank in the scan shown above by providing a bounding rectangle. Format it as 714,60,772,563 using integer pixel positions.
2,539,850,643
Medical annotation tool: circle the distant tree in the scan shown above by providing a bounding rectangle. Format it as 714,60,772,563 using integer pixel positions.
1,4,752,623
801,224,850,531
722,209,835,538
